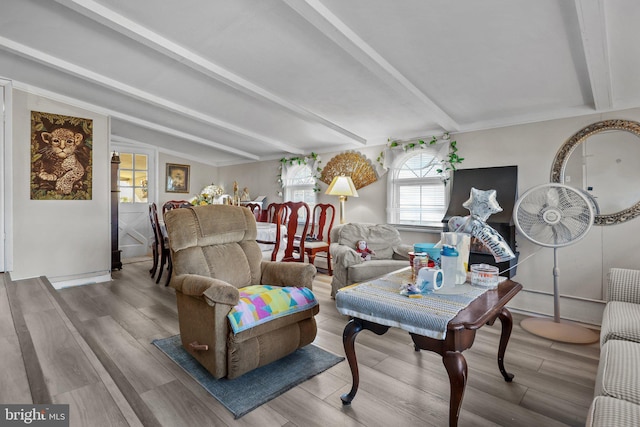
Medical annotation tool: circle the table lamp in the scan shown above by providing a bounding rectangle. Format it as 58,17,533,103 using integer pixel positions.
326,175,358,224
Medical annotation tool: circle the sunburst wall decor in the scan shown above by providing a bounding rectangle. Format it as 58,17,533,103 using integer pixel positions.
320,151,378,190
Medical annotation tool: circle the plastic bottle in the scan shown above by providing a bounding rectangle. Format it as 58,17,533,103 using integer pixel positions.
412,253,428,282
440,244,459,288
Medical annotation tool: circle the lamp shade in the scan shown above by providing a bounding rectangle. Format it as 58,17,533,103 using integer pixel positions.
325,175,359,197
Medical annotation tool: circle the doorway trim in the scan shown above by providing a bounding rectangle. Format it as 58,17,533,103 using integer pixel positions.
111,138,158,259
1,79,13,272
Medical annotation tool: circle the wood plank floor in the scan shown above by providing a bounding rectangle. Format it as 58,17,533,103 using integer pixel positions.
1,259,600,426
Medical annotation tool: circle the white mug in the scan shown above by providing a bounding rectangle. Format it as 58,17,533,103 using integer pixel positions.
417,268,443,293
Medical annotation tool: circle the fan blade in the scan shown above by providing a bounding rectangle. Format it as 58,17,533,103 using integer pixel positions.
559,216,590,239
562,205,591,219
519,201,543,216
551,222,573,244
546,187,560,207
531,189,552,206
528,221,555,244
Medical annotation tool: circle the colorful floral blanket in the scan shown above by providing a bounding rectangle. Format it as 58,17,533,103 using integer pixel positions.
227,285,318,334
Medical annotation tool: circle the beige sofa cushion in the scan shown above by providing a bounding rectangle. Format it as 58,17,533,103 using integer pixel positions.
330,223,411,296
336,223,402,260
595,339,640,405
609,268,640,304
587,396,640,427
600,301,640,346
166,205,263,289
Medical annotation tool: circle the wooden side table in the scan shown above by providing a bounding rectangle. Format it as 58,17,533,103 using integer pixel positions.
336,271,522,427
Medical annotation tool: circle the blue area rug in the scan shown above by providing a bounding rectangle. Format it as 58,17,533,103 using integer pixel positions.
152,335,343,418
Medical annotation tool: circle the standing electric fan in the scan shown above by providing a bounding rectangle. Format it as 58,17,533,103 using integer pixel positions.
513,183,599,343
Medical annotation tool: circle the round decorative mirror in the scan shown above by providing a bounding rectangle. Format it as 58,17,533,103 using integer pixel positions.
551,119,640,225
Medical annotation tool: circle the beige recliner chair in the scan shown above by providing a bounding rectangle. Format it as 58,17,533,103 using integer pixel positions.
329,223,412,297
164,204,319,379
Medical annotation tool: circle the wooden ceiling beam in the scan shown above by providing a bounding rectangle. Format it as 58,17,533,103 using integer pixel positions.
9,76,260,162
283,0,460,132
54,0,366,145
0,36,280,158
575,0,613,110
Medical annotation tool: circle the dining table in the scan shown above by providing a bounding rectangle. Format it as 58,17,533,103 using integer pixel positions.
256,221,287,259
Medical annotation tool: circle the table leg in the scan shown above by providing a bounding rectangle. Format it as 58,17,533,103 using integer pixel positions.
442,351,467,427
497,307,515,382
340,318,389,405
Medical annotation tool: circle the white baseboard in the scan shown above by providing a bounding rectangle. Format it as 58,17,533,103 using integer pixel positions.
50,273,112,290
508,289,605,327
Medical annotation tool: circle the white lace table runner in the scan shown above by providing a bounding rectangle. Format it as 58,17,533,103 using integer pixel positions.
336,268,488,340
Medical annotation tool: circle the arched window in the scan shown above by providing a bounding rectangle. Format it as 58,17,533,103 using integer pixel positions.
387,149,447,227
283,164,316,208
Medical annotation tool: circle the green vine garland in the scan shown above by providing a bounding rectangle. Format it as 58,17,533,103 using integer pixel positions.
377,133,464,183
277,152,323,193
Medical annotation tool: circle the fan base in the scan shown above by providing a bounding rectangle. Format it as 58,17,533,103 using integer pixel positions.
520,317,599,344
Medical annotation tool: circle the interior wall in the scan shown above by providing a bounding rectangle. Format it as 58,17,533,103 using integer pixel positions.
457,108,640,324
219,108,640,325
8,86,638,323
11,89,110,285
216,159,294,208
217,147,388,220
158,152,218,207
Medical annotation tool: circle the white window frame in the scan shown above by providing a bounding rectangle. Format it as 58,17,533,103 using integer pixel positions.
387,147,448,229
117,151,150,204
282,163,317,218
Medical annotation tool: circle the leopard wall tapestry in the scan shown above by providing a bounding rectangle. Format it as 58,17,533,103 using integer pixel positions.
31,111,93,200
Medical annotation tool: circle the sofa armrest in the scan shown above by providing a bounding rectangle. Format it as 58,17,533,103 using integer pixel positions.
393,244,413,260
260,261,317,289
608,268,640,303
330,243,362,268
171,274,240,307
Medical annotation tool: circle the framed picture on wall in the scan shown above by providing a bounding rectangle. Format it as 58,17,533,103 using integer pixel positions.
30,111,93,200
166,163,190,193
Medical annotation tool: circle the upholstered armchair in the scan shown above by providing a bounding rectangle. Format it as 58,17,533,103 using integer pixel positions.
164,204,319,379
329,223,412,297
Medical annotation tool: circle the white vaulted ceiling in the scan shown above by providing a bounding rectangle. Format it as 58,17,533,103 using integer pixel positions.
1,0,638,165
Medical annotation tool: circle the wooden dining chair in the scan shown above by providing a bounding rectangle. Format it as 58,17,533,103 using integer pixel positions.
244,203,262,221
263,202,277,223
149,203,171,285
256,209,285,261
162,199,192,216
148,203,160,278
279,201,310,263
306,203,336,274
159,200,192,286
264,202,289,225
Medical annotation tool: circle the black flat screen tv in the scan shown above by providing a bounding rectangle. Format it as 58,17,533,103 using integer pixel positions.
442,165,519,277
